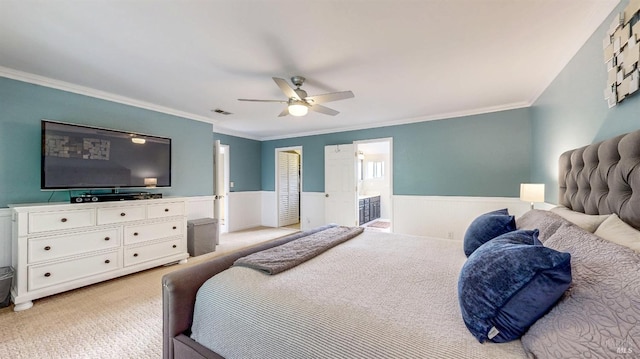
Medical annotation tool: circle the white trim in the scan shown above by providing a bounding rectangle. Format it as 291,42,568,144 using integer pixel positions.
1,66,528,142
258,102,530,141
0,66,220,127
211,125,262,141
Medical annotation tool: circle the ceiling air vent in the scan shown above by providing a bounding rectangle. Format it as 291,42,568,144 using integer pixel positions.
212,108,232,115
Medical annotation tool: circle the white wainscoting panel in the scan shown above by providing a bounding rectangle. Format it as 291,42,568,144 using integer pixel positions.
185,196,214,220
228,191,262,232
261,191,277,228
262,193,548,237
393,196,534,239
0,208,13,267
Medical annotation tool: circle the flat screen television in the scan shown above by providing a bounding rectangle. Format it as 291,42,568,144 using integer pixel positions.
41,120,171,190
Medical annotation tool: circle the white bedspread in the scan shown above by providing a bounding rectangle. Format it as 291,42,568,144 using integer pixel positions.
191,230,527,358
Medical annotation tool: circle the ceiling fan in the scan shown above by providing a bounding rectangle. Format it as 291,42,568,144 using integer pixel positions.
238,76,354,117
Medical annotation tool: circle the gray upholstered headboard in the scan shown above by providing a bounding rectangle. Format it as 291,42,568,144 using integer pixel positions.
559,129,640,230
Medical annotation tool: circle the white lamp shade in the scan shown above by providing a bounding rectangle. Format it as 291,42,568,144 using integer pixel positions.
288,103,308,116
520,183,545,203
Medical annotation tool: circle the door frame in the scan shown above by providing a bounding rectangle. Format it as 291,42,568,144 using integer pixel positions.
214,142,230,234
275,146,303,228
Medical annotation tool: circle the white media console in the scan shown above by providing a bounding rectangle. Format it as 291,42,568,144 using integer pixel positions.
9,197,189,311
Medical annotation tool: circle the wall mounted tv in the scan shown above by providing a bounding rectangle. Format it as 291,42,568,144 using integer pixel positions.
41,120,171,190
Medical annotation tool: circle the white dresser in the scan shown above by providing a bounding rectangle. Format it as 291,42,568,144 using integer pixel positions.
10,197,189,311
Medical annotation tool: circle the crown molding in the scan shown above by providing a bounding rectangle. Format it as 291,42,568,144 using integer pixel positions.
0,66,530,143
258,101,531,141
0,66,220,126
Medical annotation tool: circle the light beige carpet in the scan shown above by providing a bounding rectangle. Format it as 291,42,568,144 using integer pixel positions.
0,226,298,359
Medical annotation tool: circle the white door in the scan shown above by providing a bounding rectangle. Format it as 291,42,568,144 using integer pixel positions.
324,144,357,226
214,141,229,233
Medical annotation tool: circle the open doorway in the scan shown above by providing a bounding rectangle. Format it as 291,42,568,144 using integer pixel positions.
355,138,393,232
276,146,302,229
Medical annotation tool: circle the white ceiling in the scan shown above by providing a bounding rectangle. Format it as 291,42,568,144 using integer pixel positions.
0,0,619,140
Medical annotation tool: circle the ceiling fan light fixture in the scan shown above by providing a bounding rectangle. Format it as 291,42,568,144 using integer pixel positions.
288,103,308,116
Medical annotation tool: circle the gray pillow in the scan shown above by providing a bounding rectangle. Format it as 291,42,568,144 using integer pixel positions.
549,206,610,233
516,209,566,243
521,222,640,358
594,213,640,253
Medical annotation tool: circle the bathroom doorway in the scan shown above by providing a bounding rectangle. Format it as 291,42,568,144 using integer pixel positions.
355,138,393,232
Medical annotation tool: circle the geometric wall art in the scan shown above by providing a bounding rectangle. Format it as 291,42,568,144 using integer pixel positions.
604,0,640,107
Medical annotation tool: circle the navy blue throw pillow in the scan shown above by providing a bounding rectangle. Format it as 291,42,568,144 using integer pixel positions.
458,230,571,343
463,208,516,257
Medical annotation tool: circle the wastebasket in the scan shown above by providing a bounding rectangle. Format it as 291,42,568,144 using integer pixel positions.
187,218,219,257
0,266,14,308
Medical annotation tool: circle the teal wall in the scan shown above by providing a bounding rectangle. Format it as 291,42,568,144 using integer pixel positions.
262,108,532,197
0,77,214,207
531,0,640,203
212,133,261,191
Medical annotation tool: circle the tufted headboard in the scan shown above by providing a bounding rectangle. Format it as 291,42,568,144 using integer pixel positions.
558,129,640,230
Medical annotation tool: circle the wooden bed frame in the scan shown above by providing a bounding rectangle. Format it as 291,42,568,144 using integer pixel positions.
162,227,329,359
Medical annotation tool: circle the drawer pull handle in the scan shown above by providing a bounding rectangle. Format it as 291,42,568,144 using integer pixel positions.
44,272,51,277
61,218,68,223
133,253,138,257
120,213,126,217
164,208,169,212
105,260,110,264
172,226,177,230
104,237,110,241
44,246,51,251
133,232,139,236
172,244,177,248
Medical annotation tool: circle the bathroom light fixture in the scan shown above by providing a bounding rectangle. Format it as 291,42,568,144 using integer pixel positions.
520,183,545,210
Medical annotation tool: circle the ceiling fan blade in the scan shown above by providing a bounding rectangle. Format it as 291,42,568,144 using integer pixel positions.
306,90,354,104
273,77,300,100
309,104,339,116
278,106,290,117
238,98,287,103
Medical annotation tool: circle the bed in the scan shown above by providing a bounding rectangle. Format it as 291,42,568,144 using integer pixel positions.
163,129,640,359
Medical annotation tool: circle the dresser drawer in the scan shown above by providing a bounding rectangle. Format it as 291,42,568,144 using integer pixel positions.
28,228,121,264
97,205,146,225
147,202,185,219
28,250,120,291
124,219,184,245
124,238,183,267
28,208,96,234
